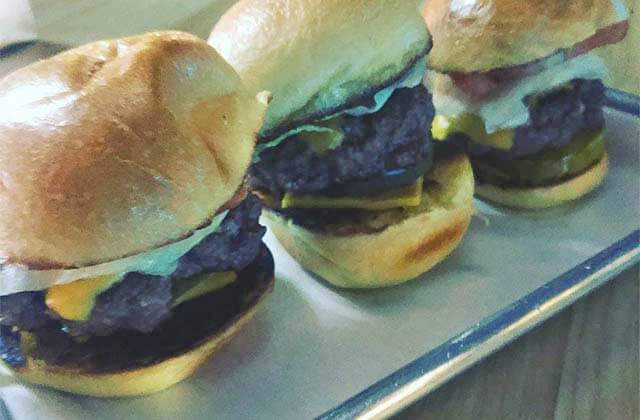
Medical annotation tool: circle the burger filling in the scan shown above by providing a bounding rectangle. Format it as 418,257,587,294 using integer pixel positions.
0,195,271,372
434,79,606,188
426,11,628,191
251,83,437,231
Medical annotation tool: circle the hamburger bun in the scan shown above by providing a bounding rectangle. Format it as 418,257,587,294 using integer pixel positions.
476,153,608,209
423,0,626,73
0,31,269,270
209,0,430,140
264,152,474,288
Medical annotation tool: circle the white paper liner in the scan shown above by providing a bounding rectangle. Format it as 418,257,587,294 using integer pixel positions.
0,211,228,296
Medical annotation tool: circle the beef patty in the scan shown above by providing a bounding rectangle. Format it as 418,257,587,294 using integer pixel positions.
468,79,605,159
1,246,273,373
251,85,435,197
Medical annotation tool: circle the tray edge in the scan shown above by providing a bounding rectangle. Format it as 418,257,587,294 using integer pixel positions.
319,229,640,420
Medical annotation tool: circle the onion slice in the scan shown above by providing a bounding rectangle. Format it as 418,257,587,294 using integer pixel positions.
0,211,228,296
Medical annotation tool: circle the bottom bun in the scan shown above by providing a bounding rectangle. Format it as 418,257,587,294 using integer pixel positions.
12,247,275,398
476,154,608,210
264,152,474,289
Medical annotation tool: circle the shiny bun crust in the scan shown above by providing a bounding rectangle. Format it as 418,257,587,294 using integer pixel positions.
423,0,624,72
0,31,269,269
13,272,274,397
209,0,430,140
476,154,608,209
264,153,474,288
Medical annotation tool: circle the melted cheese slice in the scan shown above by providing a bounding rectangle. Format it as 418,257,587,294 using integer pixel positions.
281,177,423,210
46,274,122,321
45,271,238,321
432,113,515,150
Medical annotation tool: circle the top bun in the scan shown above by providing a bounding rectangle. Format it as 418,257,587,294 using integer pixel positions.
0,31,268,269
209,0,430,140
423,0,626,73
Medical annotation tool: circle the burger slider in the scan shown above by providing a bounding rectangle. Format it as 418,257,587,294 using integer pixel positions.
0,32,272,396
210,0,474,288
423,0,629,209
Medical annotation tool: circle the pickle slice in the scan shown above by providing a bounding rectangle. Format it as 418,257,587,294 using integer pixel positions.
473,130,605,187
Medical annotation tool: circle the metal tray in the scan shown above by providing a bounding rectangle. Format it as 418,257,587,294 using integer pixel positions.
0,46,638,420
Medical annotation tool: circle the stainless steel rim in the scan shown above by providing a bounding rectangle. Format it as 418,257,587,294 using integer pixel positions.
319,230,640,420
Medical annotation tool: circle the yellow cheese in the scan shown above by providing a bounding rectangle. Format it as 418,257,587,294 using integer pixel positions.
432,114,514,150
46,270,238,321
281,177,423,210
46,274,122,321
172,271,237,307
